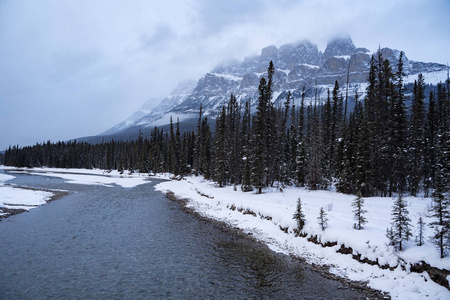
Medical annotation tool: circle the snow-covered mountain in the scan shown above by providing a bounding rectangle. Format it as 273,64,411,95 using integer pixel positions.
101,98,161,136
102,37,448,137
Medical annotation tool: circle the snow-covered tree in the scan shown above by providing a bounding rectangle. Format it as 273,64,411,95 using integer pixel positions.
293,197,306,232
388,194,412,251
352,191,367,230
318,207,328,231
429,167,450,258
416,217,425,247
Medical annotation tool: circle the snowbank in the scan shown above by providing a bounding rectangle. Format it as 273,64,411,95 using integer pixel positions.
2,166,151,188
155,175,450,299
0,172,53,214
0,166,150,219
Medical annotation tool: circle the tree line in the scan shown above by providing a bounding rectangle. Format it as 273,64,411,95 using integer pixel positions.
4,52,450,199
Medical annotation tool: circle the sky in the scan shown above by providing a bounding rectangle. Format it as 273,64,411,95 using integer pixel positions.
0,0,449,150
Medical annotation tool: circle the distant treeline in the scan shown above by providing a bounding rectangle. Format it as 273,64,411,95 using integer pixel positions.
4,51,450,197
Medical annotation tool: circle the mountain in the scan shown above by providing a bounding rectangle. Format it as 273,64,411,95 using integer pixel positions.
101,97,161,136
94,36,448,141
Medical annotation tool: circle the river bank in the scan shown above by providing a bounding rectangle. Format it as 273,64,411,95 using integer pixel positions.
155,175,450,299
2,166,449,298
0,168,377,299
164,190,389,299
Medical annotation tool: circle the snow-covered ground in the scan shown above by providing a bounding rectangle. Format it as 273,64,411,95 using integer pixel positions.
0,166,151,217
2,166,449,298
0,172,53,214
2,166,151,188
155,175,450,299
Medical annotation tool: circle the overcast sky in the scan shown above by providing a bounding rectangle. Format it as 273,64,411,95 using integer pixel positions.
1,0,449,150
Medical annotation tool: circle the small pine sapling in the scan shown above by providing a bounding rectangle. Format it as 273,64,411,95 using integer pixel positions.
415,217,425,246
293,197,306,233
389,194,412,251
352,191,367,230
386,227,396,247
318,207,328,231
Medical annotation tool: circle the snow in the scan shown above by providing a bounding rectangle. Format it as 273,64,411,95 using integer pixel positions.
2,165,449,298
335,55,351,60
0,186,51,209
2,167,150,188
144,112,195,127
0,166,151,218
0,171,53,212
210,73,243,81
154,175,450,299
404,70,448,85
300,63,320,69
278,69,290,76
271,91,283,102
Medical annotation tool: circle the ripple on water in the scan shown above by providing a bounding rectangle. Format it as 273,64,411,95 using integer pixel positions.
0,171,376,299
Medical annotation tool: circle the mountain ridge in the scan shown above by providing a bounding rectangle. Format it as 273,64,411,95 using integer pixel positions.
97,36,448,140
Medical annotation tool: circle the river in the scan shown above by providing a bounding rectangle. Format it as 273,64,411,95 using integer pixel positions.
0,171,375,299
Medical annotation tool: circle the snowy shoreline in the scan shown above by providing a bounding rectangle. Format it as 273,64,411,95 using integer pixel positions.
1,166,449,299
0,166,151,220
154,175,450,299
0,171,59,220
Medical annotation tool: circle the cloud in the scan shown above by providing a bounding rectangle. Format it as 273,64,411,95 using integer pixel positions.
0,0,449,150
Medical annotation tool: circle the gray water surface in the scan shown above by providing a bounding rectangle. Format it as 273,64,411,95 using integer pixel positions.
0,171,373,299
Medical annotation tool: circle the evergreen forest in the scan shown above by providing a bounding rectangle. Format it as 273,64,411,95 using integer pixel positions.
4,51,450,199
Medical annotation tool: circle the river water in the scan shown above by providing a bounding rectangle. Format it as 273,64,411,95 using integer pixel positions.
0,171,373,299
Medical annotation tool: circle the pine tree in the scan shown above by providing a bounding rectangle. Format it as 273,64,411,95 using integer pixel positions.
416,217,425,247
318,207,328,231
429,167,450,258
200,117,212,179
355,105,372,197
293,197,306,232
226,94,240,185
389,51,408,194
295,87,307,186
321,89,333,184
194,104,203,176
331,80,343,176
388,194,412,251
251,61,274,193
424,91,438,195
240,101,253,192
409,74,426,195
352,191,367,230
213,106,227,187
306,88,324,190
251,76,268,194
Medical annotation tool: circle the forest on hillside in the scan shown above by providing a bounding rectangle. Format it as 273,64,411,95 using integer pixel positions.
4,50,450,199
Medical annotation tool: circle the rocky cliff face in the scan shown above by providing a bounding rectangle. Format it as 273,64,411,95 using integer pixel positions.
103,37,448,135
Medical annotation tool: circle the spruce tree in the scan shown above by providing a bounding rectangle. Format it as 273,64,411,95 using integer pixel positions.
213,106,228,187
321,89,333,184
416,217,425,247
194,104,203,176
389,51,408,194
388,194,412,251
240,101,253,192
251,76,268,193
318,207,328,231
429,167,450,258
409,74,426,195
293,197,306,232
424,91,438,195
295,87,307,186
352,191,367,230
